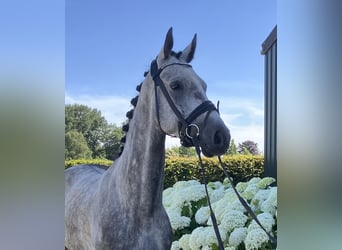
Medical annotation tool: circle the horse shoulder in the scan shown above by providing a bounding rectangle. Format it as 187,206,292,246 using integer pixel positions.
65,165,106,250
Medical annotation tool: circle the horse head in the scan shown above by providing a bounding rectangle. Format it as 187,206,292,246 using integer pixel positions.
138,28,230,157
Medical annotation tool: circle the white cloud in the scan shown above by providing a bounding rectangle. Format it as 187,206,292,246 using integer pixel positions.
165,136,182,149
228,124,264,153
65,93,131,125
215,96,264,153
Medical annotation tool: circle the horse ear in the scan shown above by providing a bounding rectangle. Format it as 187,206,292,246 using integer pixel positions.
159,27,173,60
181,33,197,63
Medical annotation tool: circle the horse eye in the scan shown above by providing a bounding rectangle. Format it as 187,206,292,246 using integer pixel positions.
170,81,182,90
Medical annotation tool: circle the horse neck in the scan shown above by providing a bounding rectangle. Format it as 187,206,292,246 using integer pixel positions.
111,80,166,215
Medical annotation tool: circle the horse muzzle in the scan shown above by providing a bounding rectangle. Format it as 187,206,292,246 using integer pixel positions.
198,112,230,157
179,109,230,157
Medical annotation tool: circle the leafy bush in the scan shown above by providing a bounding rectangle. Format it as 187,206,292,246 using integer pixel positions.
65,155,264,189
65,158,112,169
163,177,277,250
164,155,264,188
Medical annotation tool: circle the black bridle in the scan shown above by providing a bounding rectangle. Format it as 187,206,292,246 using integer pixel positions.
150,59,217,147
150,59,277,249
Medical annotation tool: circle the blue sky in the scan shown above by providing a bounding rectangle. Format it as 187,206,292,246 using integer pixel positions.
65,0,276,152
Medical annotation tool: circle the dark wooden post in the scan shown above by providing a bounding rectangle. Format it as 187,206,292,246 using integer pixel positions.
261,26,277,182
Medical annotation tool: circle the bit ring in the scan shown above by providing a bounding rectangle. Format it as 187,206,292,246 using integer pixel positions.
185,124,200,139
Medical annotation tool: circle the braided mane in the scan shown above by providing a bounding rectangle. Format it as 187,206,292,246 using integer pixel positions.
118,83,142,157
118,51,183,157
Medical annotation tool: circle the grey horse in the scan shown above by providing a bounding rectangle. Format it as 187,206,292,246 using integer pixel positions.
65,28,230,250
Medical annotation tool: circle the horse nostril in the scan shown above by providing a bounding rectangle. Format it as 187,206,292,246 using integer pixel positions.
214,131,222,145
201,126,230,157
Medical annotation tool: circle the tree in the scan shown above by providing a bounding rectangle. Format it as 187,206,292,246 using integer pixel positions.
165,146,197,158
226,138,238,155
240,146,252,155
178,146,197,157
65,104,123,160
65,130,92,160
165,147,179,158
65,104,108,158
237,140,260,155
103,124,124,160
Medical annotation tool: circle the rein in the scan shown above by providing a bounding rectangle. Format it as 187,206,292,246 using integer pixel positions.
150,59,277,249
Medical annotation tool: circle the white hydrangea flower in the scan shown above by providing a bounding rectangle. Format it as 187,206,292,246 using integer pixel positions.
248,177,262,185
251,189,270,210
209,186,225,203
208,189,239,223
208,194,248,226
208,181,223,190
164,181,207,220
195,206,210,225
247,212,275,233
176,183,206,205
173,180,199,189
207,206,226,225
260,187,277,215
163,187,175,208
223,188,239,204
224,247,236,250
236,181,248,193
208,199,229,224
171,240,180,250
257,177,275,189
229,227,247,247
220,210,248,233
222,177,232,188
163,186,174,197
188,226,227,249
241,183,260,201
164,196,181,211
203,226,227,247
167,210,191,231
179,234,191,250
189,226,206,249
163,179,277,250
225,197,247,213
244,228,269,250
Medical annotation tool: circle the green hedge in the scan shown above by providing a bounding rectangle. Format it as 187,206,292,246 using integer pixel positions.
164,155,264,188
65,155,264,188
65,158,112,169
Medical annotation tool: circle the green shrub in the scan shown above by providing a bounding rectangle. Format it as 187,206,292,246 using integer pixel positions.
65,155,264,188
65,158,112,169
164,155,264,188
